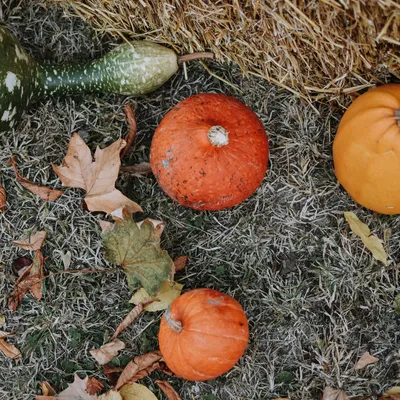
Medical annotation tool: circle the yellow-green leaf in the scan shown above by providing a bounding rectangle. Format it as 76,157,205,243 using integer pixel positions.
129,281,183,312
119,383,157,400
103,210,174,296
344,212,387,265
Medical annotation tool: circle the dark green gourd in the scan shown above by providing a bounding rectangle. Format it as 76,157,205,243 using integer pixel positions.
0,26,211,133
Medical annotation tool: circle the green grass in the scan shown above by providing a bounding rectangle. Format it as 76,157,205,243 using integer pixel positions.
0,1,399,400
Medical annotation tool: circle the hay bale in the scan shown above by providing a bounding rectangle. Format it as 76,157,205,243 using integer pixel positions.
62,0,399,104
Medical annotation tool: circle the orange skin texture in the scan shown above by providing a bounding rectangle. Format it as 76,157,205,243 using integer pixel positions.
158,288,249,381
150,93,269,210
333,84,400,214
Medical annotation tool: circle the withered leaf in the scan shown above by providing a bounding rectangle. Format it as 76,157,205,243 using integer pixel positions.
173,256,188,272
354,351,379,370
155,381,182,400
52,374,97,399
98,391,123,400
11,256,33,276
103,365,124,386
90,339,126,365
10,156,63,202
103,209,174,296
120,162,152,177
0,183,6,212
41,381,56,396
115,350,163,390
344,212,387,265
0,314,5,327
0,331,21,359
13,231,47,251
8,250,45,311
120,103,137,159
381,387,400,400
322,387,349,400
119,383,157,400
86,377,104,395
52,133,141,214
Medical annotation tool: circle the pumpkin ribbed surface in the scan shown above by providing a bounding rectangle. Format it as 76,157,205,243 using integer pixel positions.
333,84,400,214
150,93,269,210
158,288,249,381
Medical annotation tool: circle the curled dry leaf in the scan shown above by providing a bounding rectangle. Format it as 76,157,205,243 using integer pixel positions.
13,231,47,251
119,383,157,400
173,256,188,272
103,365,124,386
103,209,174,296
115,350,163,390
120,162,152,177
8,250,45,311
323,387,349,400
344,212,387,265
382,386,400,399
52,133,141,214
41,381,56,396
120,103,137,159
90,339,126,365
0,183,6,212
0,314,5,327
0,334,21,359
11,256,33,276
354,351,379,370
129,281,183,312
9,156,63,202
112,299,156,341
86,377,104,395
155,381,182,400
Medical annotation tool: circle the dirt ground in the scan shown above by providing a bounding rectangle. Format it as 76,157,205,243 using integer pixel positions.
0,2,399,400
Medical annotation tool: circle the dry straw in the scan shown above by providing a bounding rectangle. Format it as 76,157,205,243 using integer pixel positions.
59,0,399,105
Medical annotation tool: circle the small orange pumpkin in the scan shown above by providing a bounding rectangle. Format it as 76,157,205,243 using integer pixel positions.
333,84,400,214
158,288,249,381
150,93,269,210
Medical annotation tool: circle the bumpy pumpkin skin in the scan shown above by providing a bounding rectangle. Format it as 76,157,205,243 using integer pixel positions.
150,93,269,210
333,84,400,214
158,288,249,381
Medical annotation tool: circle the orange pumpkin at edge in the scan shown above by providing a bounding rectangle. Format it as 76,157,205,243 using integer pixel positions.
150,93,269,211
158,288,249,381
333,84,400,214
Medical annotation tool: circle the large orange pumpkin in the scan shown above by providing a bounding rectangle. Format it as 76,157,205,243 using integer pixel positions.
150,93,269,210
158,288,249,381
333,84,400,214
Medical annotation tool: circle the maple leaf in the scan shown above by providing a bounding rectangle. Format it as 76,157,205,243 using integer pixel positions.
103,209,174,296
8,250,45,311
129,281,183,312
118,383,157,400
155,381,182,400
13,231,47,251
52,133,142,214
115,351,163,390
10,156,63,202
354,351,379,370
0,183,6,212
52,374,97,400
344,212,387,265
90,339,126,365
0,331,21,359
323,387,349,400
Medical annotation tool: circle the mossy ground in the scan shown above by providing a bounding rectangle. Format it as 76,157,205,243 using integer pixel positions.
0,2,399,400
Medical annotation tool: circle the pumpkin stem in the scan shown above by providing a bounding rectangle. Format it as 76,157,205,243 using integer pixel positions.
178,52,215,64
164,306,183,333
208,126,229,147
395,109,400,127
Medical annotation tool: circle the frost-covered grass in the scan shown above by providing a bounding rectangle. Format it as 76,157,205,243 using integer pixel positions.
0,2,399,400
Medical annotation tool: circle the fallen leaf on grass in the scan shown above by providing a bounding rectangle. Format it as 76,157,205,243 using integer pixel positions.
344,212,387,265
53,374,97,399
120,103,137,159
52,133,142,214
99,220,115,233
129,281,183,312
155,381,182,400
86,377,104,395
0,183,6,212
382,387,400,399
103,209,174,296
0,331,21,359
98,391,123,400
119,383,157,400
120,162,152,177
11,256,33,276
112,299,156,340
323,387,349,400
41,381,56,396
10,156,63,202
115,350,163,390
104,365,124,386
8,250,45,311
90,339,126,365
354,351,379,370
13,231,47,251
0,314,5,327
173,256,188,272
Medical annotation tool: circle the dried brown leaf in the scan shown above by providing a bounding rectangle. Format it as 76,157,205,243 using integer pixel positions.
115,350,163,390
41,381,56,396
112,300,155,341
155,381,182,400
120,103,137,159
8,250,45,311
0,337,21,359
86,377,104,395
354,351,379,370
13,231,47,251
10,156,63,202
103,365,124,386
118,383,157,400
0,314,5,327
120,162,152,177
53,374,97,399
99,220,115,233
173,256,188,272
381,386,400,399
344,212,387,265
90,339,126,365
98,391,123,400
323,387,349,400
0,183,6,212
52,133,142,214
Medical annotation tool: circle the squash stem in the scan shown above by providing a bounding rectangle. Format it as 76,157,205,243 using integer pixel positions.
164,306,183,333
208,126,229,147
178,52,214,64
395,109,400,127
